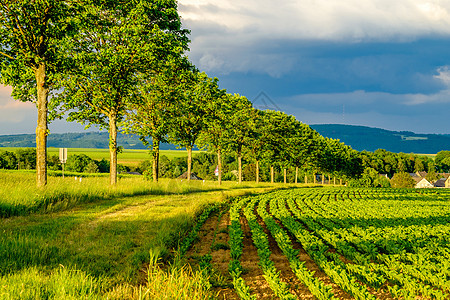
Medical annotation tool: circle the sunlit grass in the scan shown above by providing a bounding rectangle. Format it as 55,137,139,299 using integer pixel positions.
0,266,105,300
0,170,283,217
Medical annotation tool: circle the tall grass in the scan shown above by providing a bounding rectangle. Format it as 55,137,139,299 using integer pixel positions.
105,251,215,300
0,266,105,300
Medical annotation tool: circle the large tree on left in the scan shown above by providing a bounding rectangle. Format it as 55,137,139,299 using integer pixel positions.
58,0,189,185
0,0,76,187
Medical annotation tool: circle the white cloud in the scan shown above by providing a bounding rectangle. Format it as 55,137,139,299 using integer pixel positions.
180,0,450,41
434,65,450,86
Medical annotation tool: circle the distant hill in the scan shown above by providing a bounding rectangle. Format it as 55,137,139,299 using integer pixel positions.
2,125,450,154
310,124,450,154
0,132,179,150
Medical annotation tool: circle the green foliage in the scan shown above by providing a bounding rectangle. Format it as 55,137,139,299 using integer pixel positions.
16,148,36,170
85,161,99,174
390,172,416,188
55,0,189,185
0,150,17,169
348,167,391,188
425,170,438,183
66,154,93,173
359,149,435,178
435,150,450,172
47,155,62,171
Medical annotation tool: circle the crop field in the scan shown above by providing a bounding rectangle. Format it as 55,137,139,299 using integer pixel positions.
185,187,450,299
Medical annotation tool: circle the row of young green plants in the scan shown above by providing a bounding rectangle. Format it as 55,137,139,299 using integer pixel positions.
286,188,450,299
228,197,257,300
242,196,297,299
292,193,444,299
226,188,450,300
273,193,377,300
227,191,376,299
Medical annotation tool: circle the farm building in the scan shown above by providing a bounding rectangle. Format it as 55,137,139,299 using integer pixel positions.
415,178,434,189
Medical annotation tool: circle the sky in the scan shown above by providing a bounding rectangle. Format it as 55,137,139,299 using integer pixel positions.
1,0,450,135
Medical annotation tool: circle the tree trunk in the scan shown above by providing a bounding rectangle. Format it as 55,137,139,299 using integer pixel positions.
217,148,222,185
256,160,260,184
271,166,274,183
152,138,160,183
313,173,316,184
238,151,242,184
340,178,342,185
295,167,298,184
109,112,118,185
35,63,49,187
321,174,324,184
334,177,336,185
284,168,287,184
187,145,192,181
305,174,308,184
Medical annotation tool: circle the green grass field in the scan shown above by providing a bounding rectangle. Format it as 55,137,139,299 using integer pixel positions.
1,147,203,166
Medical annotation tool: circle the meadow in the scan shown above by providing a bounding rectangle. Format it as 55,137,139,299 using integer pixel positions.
0,170,283,299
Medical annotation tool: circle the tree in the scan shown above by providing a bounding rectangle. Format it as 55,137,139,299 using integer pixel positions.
224,94,254,184
197,88,232,185
390,172,415,188
348,167,390,188
425,169,438,183
286,120,323,183
0,0,76,186
16,148,36,169
58,0,188,185
244,109,267,183
123,58,191,182
0,150,17,169
66,154,93,173
435,151,450,172
168,71,216,181
254,110,293,183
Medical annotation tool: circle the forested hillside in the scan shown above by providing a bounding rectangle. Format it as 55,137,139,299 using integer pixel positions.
311,124,450,153
0,132,177,150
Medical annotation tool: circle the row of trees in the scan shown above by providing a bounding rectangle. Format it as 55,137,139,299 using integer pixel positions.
0,1,365,187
